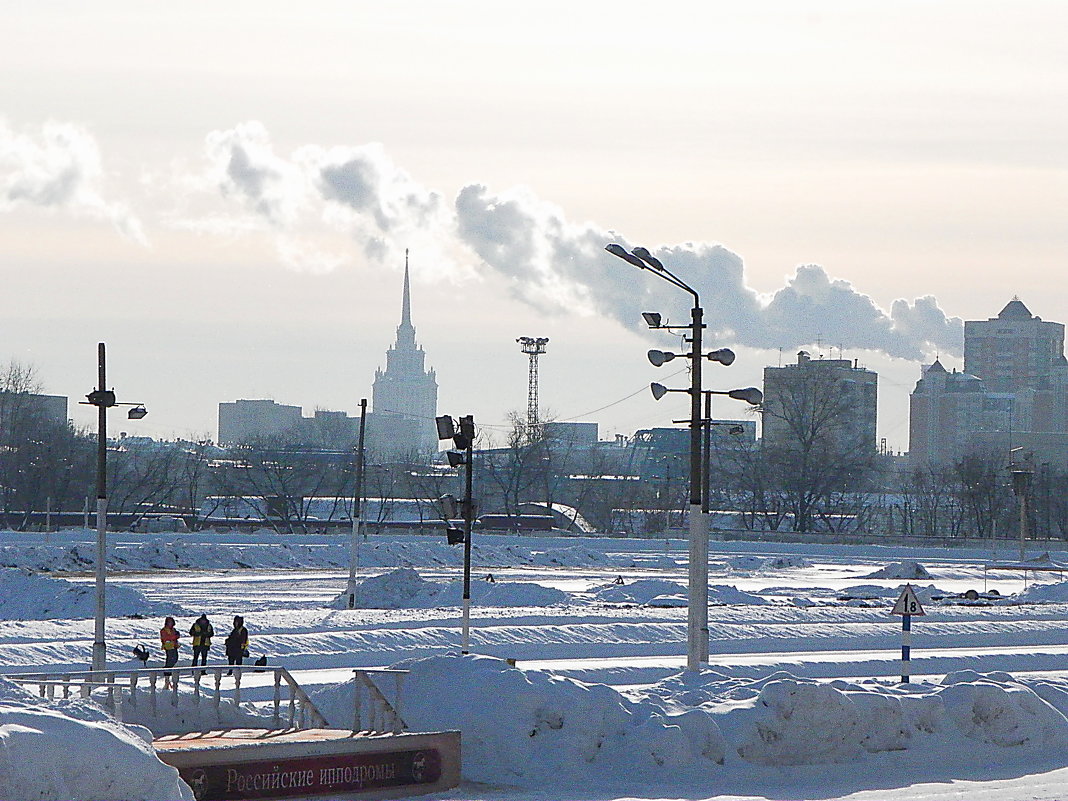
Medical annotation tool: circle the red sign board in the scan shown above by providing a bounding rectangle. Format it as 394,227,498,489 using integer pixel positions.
179,748,441,800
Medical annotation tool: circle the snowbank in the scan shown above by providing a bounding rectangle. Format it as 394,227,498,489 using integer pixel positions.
0,677,192,800
1016,580,1068,604
591,579,768,607
311,654,725,790
0,568,183,620
311,658,1068,792
721,555,812,573
863,560,933,579
327,567,569,609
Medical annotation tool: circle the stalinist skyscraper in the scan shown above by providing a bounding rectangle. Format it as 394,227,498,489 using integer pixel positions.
369,252,438,461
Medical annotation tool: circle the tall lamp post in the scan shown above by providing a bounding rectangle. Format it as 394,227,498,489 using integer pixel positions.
346,398,368,609
607,243,762,672
82,342,147,672
436,414,477,654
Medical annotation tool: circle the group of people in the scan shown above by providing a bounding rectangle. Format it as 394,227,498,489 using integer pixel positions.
158,614,249,670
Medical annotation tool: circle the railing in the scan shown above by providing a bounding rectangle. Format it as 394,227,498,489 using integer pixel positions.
5,665,329,731
351,668,408,735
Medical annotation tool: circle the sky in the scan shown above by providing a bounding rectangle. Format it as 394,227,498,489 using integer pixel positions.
2,1,1067,452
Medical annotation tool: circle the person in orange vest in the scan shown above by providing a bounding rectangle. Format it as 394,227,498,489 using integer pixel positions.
160,616,180,685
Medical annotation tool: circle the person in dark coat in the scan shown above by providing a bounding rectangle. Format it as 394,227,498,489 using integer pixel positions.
189,614,214,666
224,615,249,673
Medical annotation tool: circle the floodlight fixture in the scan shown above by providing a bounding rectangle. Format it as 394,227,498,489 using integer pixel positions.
650,382,669,401
439,494,459,519
605,243,647,269
726,387,763,406
647,349,676,367
436,415,456,441
631,246,664,272
641,312,663,329
447,450,466,468
446,527,466,545
127,405,148,420
707,348,736,366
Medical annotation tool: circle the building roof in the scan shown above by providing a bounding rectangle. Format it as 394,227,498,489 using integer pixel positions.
998,298,1034,320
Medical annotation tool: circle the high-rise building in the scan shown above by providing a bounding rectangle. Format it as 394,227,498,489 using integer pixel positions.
762,351,878,453
964,298,1066,392
368,254,438,461
910,300,1068,466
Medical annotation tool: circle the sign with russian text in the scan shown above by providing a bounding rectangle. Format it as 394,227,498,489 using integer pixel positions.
179,748,441,800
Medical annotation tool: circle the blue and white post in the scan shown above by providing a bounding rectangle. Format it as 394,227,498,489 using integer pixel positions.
891,584,925,685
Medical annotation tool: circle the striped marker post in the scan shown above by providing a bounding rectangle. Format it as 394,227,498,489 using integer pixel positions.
890,584,925,685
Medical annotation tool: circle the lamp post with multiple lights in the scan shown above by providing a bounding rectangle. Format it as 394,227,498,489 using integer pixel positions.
82,342,147,672
606,244,762,671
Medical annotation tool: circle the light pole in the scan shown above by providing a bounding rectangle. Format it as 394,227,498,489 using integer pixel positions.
607,243,760,672
82,342,147,672
436,414,476,654
346,398,367,609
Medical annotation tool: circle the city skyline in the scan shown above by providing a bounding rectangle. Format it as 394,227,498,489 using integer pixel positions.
2,3,1066,451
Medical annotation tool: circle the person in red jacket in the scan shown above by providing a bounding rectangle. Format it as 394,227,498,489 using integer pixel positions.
160,617,180,686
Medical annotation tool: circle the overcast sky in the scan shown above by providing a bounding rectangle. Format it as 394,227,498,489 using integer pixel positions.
2,1,1066,451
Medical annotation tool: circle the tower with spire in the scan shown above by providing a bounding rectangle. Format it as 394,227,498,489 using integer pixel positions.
369,251,438,461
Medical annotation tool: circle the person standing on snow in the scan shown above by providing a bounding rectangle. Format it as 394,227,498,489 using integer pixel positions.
189,614,214,666
159,617,180,684
224,615,249,674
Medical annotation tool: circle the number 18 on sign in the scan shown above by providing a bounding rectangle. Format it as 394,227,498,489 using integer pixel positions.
890,584,925,684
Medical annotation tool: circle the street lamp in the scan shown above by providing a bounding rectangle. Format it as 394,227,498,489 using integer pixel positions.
81,342,147,672
437,413,477,654
607,243,708,672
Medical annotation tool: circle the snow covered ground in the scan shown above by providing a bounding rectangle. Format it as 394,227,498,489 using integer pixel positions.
3,527,1068,800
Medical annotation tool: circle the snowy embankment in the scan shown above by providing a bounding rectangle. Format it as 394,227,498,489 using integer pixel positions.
0,677,191,800
0,535,626,574
0,568,182,620
312,655,1068,795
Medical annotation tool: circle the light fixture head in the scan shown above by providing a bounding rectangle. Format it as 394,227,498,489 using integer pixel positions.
727,387,763,406
641,311,663,329
127,405,148,420
435,415,456,441
650,382,669,401
647,349,676,367
446,450,466,468
605,243,646,269
631,246,664,271
707,348,736,366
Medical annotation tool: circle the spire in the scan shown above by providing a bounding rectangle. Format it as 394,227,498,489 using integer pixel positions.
401,248,412,328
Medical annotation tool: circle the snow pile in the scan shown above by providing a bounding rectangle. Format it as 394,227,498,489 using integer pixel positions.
1016,581,1068,604
530,545,617,568
591,579,768,607
590,578,685,605
0,677,192,800
327,567,568,609
938,670,1068,747
721,555,812,573
708,585,771,606
311,655,725,789
863,561,933,579
0,568,183,620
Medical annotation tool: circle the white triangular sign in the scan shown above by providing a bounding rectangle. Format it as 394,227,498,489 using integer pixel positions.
891,584,925,616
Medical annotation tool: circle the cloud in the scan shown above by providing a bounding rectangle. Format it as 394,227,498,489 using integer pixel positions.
452,183,963,359
0,119,145,243
185,121,963,360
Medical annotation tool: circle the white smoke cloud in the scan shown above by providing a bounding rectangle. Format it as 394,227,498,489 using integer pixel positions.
184,120,963,359
453,184,963,359
0,119,145,243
